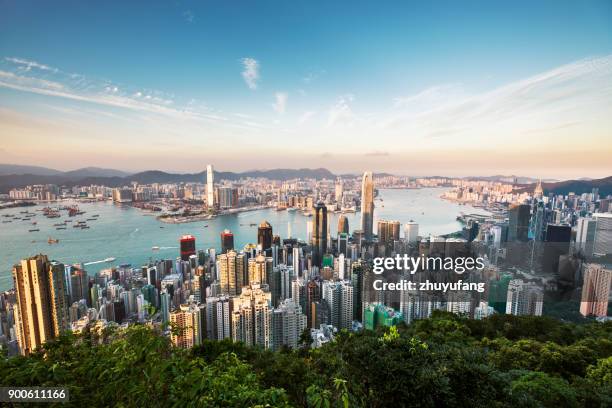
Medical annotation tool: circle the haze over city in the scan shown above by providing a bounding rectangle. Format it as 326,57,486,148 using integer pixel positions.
1,0,611,178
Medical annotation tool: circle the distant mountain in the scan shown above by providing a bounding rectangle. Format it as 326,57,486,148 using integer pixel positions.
63,167,131,178
0,164,63,176
466,175,558,184
520,176,612,196
0,167,338,193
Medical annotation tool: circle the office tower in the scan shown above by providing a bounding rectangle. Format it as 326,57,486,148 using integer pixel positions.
576,217,597,257
337,215,349,235
258,221,273,251
206,164,215,209
508,203,530,242
337,233,349,256
350,261,365,322
306,279,321,329
542,224,572,274
179,235,196,261
248,254,267,285
404,221,418,244
363,303,402,330
337,253,346,280
322,280,353,330
160,291,170,325
12,255,69,355
205,295,231,340
600,198,611,213
488,273,512,314
269,264,294,306
335,179,343,203
68,266,88,305
505,280,543,316
217,186,237,209
533,179,544,200
377,220,400,246
312,202,328,267
593,213,612,256
271,299,307,351
220,229,234,253
231,284,272,348
361,171,374,241
217,250,245,296
169,303,205,349
580,263,612,317
292,247,301,276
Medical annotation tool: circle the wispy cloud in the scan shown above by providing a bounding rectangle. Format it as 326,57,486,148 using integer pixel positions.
183,10,195,23
5,57,58,73
327,94,356,127
241,57,259,90
298,111,315,125
272,92,288,114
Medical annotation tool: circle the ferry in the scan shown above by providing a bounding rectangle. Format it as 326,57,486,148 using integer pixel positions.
28,228,40,232
152,246,160,250
56,227,67,230
104,257,116,263
2,220,12,223
48,238,59,244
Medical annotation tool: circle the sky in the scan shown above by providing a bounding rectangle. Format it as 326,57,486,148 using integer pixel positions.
0,0,611,179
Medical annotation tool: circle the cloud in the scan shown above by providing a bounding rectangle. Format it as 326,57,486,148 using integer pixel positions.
183,10,195,23
241,57,259,90
272,92,288,114
5,57,58,73
298,111,315,125
327,94,356,127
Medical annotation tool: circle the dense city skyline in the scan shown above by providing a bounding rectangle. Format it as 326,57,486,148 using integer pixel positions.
1,1,612,177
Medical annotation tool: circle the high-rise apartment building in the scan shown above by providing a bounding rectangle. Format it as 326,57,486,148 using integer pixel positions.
169,303,205,349
593,213,612,257
580,263,611,317
505,280,543,316
361,171,374,241
12,255,69,355
271,298,306,351
231,284,272,348
217,250,245,296
322,280,353,330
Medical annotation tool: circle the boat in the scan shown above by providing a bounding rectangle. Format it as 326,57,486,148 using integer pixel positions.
48,238,59,244
56,227,67,230
2,220,11,223
203,225,209,228
104,257,116,262
152,246,160,250
86,218,96,221
31,221,37,225
80,226,90,229
28,229,40,232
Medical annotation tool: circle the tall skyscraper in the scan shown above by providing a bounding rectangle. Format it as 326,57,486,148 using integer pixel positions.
335,179,344,203
580,263,612,317
361,171,374,241
206,164,215,209
220,229,234,253
312,202,328,267
205,295,231,340
404,220,419,244
169,303,205,349
248,254,267,285
576,217,596,257
593,213,612,257
337,215,349,235
257,221,273,252
217,250,245,296
231,284,272,348
180,235,196,261
377,220,400,246
508,203,530,242
12,255,69,355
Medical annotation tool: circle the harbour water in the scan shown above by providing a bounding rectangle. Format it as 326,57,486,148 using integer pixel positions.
0,188,489,291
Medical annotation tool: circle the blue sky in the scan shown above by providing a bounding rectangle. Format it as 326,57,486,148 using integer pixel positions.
1,1,611,177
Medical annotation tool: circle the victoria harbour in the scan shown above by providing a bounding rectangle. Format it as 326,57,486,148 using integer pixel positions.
0,188,488,290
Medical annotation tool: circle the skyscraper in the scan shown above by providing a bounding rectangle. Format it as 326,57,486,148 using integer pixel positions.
12,255,69,355
231,284,272,348
180,235,196,261
322,280,353,330
271,299,307,351
361,171,374,241
377,220,400,246
404,221,419,244
580,263,612,317
170,303,205,349
576,217,596,257
508,203,530,242
337,215,349,235
593,213,612,257
220,229,234,253
206,164,215,209
217,250,245,296
312,202,327,267
505,280,543,316
257,221,273,252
